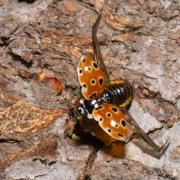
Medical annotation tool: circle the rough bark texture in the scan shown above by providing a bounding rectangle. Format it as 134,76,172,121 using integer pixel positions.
0,0,179,179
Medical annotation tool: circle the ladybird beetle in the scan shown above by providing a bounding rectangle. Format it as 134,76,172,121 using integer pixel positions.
74,14,169,158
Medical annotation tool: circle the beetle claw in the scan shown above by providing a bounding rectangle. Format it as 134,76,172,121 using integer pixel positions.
157,138,170,157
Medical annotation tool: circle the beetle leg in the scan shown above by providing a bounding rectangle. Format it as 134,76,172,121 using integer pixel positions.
132,137,170,158
123,110,170,157
73,109,82,120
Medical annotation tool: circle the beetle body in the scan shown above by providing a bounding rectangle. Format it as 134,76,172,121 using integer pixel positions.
74,14,169,158
77,81,134,119
76,78,134,142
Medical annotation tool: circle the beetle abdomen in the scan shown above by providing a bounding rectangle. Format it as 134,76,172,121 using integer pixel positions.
100,83,134,108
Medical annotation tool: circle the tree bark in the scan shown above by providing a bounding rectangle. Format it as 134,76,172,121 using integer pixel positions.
0,0,179,179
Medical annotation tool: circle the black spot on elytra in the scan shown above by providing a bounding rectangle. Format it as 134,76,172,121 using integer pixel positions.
107,113,111,118
88,67,91,71
93,62,98,68
99,78,104,86
118,133,123,137
121,120,126,127
99,117,103,121
107,129,112,133
79,69,82,74
83,84,87,88
112,107,118,112
83,58,86,63
96,106,103,110
91,79,96,84
89,92,97,99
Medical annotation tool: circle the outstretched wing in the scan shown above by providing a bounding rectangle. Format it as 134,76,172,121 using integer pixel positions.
77,14,110,100
77,54,106,100
92,103,134,141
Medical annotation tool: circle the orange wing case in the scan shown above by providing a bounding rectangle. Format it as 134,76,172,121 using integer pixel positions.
77,54,106,100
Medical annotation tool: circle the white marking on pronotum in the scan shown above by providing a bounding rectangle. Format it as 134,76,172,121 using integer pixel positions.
80,99,84,104
91,100,96,105
87,113,93,119
94,104,99,108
